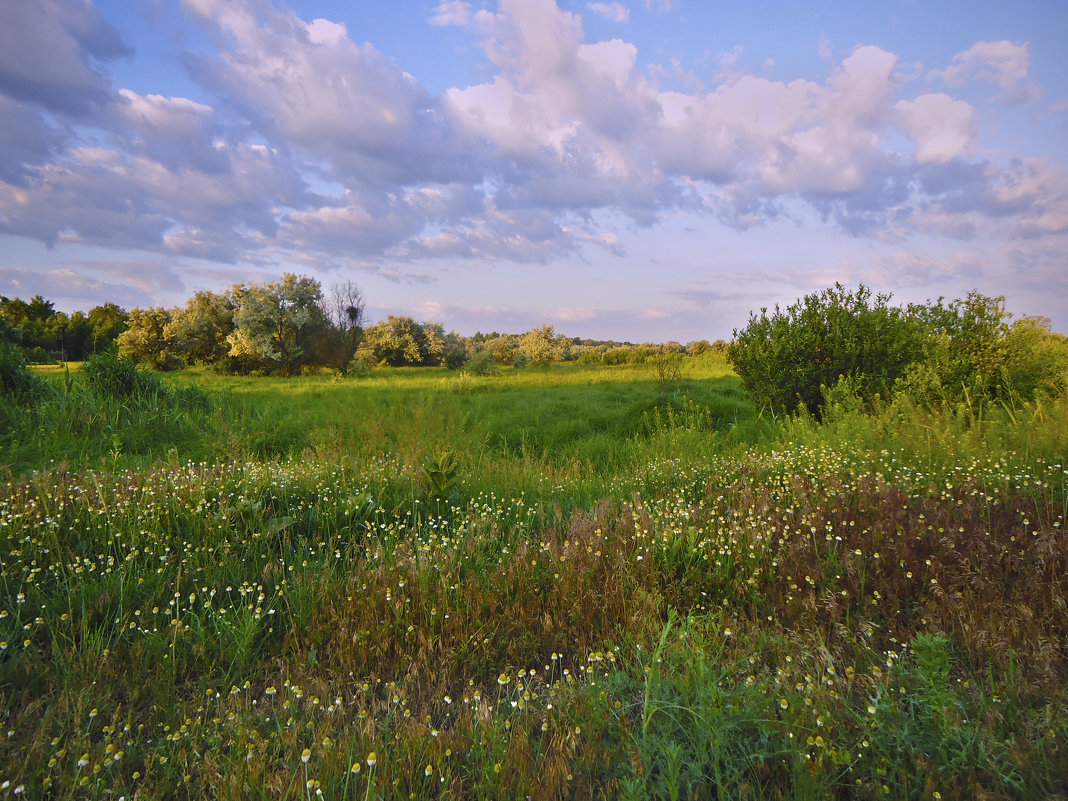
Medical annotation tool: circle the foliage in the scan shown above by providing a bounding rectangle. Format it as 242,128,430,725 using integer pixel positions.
518,324,568,364
165,289,236,365
0,342,50,402
117,307,183,370
900,295,1068,405
0,295,125,361
356,316,445,367
728,284,926,417
81,349,168,401
464,350,499,376
87,302,130,352
441,333,468,370
226,273,327,376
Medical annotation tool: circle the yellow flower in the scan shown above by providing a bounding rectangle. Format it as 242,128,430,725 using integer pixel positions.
366,751,377,767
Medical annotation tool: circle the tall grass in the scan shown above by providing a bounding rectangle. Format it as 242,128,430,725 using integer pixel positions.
1,354,1065,798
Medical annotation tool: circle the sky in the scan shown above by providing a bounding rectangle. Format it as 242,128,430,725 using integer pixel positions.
1,0,1066,342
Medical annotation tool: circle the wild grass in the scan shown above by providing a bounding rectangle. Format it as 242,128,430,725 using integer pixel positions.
0,355,1065,799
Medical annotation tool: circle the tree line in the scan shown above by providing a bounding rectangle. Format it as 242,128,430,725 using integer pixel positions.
0,296,128,362
2,274,722,377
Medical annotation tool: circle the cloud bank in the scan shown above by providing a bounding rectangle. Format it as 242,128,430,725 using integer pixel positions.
0,0,1064,320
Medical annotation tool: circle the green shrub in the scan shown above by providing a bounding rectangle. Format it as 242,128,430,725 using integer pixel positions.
442,339,468,370
81,350,164,401
0,343,49,403
728,284,925,417
347,353,375,378
464,349,499,376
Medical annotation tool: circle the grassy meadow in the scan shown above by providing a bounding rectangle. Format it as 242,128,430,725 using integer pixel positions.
1,354,1066,799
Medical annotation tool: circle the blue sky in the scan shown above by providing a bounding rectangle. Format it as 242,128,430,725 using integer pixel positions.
1,0,1066,341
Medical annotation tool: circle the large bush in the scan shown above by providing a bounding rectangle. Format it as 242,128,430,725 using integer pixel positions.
728,284,924,417
729,285,1068,418
0,343,50,403
899,294,1068,405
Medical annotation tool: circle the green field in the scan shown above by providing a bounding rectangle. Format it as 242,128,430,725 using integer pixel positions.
1,356,1066,799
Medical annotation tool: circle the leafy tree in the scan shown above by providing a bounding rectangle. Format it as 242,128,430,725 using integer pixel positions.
356,316,445,367
487,334,520,365
464,349,499,375
441,332,468,370
519,325,565,365
686,340,711,356
227,273,326,376
0,295,59,358
49,311,93,360
165,290,235,365
117,307,182,370
728,284,925,417
87,303,129,353
0,311,19,347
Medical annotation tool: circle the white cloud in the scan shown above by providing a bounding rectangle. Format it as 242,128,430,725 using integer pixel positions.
934,40,1040,105
429,1,473,27
586,3,629,23
0,0,1064,311
895,93,975,164
182,0,472,188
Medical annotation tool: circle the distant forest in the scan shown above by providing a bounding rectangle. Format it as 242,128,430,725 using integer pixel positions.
1,274,723,376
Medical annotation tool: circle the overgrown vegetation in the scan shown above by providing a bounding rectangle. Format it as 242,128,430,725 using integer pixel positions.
728,283,1068,418
1,350,220,471
1,288,1067,800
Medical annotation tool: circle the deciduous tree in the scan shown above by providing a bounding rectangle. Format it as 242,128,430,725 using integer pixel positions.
226,274,326,375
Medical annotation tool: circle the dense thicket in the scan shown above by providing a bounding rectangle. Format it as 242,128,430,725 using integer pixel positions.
728,284,1068,416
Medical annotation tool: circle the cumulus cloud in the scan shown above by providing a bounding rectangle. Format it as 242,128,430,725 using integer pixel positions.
182,0,476,188
0,0,1063,303
894,93,976,164
934,41,1040,105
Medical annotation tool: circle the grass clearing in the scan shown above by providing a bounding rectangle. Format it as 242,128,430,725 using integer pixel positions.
1,356,1066,799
